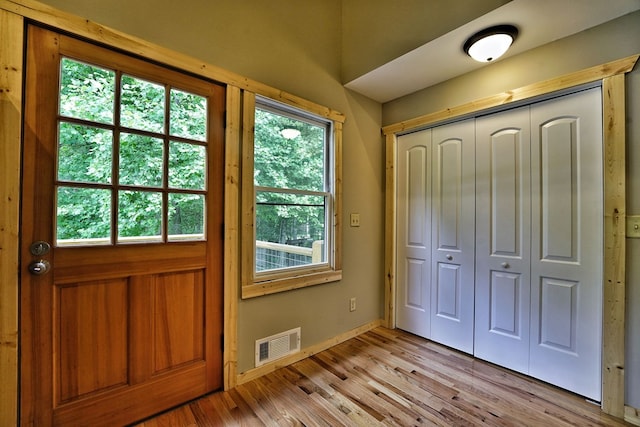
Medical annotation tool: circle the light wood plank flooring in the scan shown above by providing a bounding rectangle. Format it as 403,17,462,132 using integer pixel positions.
136,327,631,426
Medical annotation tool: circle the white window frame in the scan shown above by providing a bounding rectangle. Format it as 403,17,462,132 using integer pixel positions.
241,92,343,298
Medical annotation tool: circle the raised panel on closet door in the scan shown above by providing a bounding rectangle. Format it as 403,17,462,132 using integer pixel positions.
430,119,475,354
474,107,531,374
396,130,432,338
529,87,603,401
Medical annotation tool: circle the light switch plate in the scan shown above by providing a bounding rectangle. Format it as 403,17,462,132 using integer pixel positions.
350,213,360,227
627,215,640,238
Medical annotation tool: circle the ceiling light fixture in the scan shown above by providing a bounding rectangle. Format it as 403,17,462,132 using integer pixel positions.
280,128,301,139
463,24,518,63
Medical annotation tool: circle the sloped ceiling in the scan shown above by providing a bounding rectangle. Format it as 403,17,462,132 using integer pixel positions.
342,0,640,103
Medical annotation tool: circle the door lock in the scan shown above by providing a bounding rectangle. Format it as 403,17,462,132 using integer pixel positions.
28,259,51,276
30,240,51,256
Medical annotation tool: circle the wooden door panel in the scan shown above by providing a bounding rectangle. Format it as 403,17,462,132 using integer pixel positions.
57,279,128,403
53,245,206,284
152,270,205,372
53,364,208,426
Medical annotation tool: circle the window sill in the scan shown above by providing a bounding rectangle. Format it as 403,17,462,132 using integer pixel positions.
241,269,342,299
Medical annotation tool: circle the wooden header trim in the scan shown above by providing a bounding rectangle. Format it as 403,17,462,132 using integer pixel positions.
0,0,345,123
382,54,639,135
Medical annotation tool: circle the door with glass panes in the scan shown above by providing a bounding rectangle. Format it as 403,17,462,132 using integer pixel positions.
20,26,225,426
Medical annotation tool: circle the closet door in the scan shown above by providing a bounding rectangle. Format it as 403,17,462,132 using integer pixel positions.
396,130,432,338
431,120,475,354
474,107,531,373
529,88,603,400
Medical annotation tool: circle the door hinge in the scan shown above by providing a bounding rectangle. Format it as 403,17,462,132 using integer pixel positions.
221,334,225,351
221,222,225,240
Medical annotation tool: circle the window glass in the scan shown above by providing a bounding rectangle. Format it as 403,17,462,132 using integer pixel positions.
55,57,208,246
59,58,115,124
254,109,325,192
168,193,205,241
170,88,207,141
169,141,206,190
255,192,326,271
56,187,111,244
58,122,112,184
120,75,165,133
253,103,330,274
117,190,163,242
119,133,163,187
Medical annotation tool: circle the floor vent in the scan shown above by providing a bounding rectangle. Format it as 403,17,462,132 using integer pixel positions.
255,327,301,367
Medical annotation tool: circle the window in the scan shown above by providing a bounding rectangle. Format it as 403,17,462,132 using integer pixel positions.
56,57,209,246
242,94,343,298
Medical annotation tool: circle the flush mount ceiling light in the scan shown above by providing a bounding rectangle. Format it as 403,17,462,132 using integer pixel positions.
463,24,518,63
280,128,301,139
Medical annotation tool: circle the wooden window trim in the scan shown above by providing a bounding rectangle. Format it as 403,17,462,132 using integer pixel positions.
382,54,639,418
241,91,343,299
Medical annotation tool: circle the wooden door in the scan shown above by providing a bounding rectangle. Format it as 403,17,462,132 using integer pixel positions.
529,87,603,401
430,119,475,354
396,130,432,338
20,26,225,426
474,106,531,374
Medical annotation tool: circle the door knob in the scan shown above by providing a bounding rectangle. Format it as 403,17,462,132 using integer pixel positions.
28,259,51,276
446,254,453,260
501,262,510,269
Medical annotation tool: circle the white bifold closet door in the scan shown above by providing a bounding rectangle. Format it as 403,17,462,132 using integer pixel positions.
430,120,475,354
474,106,532,375
396,120,475,354
396,130,432,339
528,88,603,401
474,88,603,401
397,88,602,400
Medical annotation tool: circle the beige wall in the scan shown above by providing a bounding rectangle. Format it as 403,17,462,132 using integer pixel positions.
382,10,640,408
340,0,509,82
38,0,385,373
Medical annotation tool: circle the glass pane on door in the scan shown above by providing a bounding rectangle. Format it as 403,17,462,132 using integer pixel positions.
58,123,113,184
119,133,164,187
55,57,209,247
120,75,165,133
56,187,111,245
118,190,163,242
59,58,115,124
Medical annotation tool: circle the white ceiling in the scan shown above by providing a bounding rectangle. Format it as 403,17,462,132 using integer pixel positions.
344,0,640,103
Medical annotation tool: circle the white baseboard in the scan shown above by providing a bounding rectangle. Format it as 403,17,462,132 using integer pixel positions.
236,319,384,385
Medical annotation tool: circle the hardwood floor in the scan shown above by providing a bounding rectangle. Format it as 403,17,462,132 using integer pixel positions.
135,327,630,426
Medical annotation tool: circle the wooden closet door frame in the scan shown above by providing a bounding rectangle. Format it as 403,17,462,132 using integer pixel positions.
383,55,639,418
